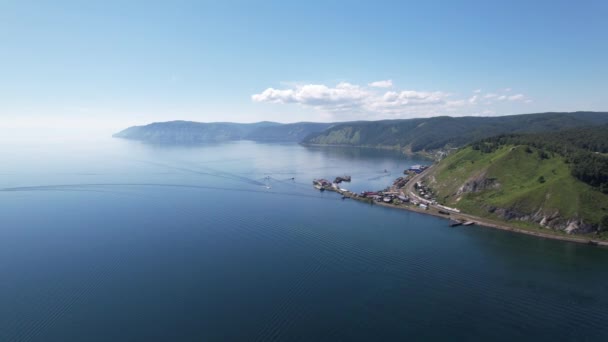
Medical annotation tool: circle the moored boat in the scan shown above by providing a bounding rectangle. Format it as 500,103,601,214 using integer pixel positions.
449,219,463,227
313,178,331,191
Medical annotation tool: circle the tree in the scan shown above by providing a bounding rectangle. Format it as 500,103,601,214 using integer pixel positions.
600,215,608,232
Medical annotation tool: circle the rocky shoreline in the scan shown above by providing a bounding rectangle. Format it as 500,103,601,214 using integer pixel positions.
316,169,608,247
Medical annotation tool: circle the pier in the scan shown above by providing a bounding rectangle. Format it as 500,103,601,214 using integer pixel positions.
312,168,473,227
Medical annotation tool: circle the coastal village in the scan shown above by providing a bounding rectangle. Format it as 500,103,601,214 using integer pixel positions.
313,164,474,227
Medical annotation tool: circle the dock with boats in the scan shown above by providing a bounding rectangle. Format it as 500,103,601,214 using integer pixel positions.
313,166,478,228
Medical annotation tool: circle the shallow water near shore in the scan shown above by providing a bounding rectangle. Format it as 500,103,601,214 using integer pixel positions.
1,138,607,341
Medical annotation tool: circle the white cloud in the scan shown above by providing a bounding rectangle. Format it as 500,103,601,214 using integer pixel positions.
478,90,528,104
446,100,467,108
368,80,393,88
251,88,296,103
252,81,532,119
252,82,369,113
473,89,482,93
507,94,525,101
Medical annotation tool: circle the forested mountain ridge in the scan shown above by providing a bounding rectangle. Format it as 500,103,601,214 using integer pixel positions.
302,112,608,153
113,112,608,152
113,121,335,143
244,122,336,142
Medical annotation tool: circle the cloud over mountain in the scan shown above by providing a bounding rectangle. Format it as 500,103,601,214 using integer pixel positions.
253,81,530,119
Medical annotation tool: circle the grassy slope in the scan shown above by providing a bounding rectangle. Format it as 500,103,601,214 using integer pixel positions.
430,145,608,229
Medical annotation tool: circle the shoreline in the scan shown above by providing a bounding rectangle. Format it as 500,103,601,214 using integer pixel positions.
374,200,608,247
323,173,608,247
301,143,437,159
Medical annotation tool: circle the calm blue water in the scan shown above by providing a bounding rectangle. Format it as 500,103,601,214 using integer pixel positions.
1,139,607,341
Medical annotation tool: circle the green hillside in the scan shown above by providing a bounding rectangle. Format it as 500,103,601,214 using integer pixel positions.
303,112,608,153
244,122,335,142
426,133,608,235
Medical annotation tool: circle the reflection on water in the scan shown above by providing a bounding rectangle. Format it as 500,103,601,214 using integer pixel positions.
0,138,607,341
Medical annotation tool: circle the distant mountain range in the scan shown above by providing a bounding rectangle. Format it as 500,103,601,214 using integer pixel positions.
114,112,608,152
113,121,335,143
302,112,608,153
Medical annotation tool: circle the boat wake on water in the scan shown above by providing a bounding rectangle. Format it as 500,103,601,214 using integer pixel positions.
137,160,267,187
0,183,341,201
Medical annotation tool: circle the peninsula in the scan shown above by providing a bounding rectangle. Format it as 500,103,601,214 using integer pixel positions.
115,112,608,244
315,124,608,245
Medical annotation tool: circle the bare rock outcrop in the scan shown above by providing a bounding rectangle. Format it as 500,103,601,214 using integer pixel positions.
457,172,501,195
485,205,596,234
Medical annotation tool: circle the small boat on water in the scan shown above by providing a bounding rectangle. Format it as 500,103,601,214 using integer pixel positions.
449,219,463,227
313,178,330,191
463,221,475,226
334,175,352,183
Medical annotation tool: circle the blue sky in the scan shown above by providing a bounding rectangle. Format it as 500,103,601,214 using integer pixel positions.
1,0,606,136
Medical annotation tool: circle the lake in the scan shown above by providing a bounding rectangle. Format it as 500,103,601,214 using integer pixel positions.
1,139,607,341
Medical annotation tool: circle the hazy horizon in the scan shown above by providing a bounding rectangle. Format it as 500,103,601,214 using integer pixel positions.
2,1,607,141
